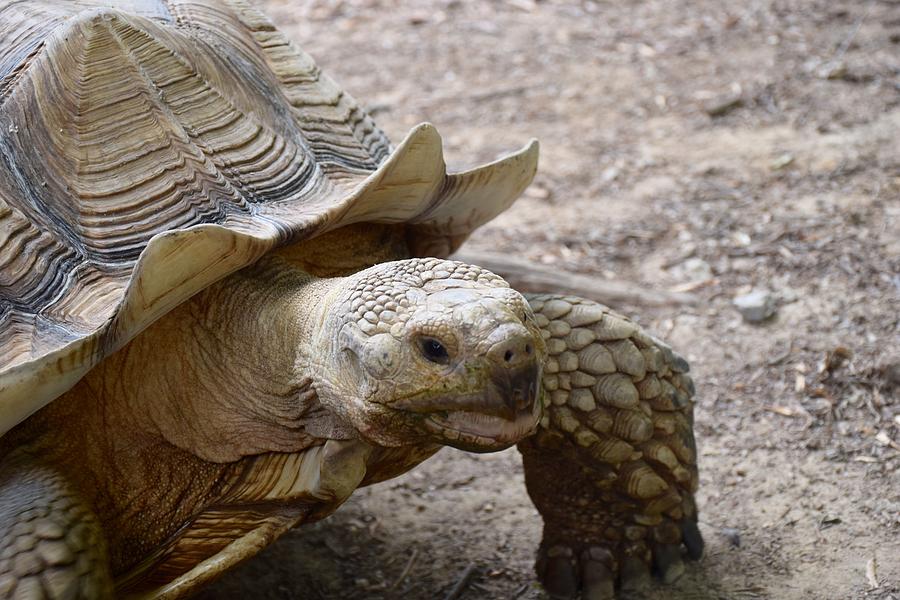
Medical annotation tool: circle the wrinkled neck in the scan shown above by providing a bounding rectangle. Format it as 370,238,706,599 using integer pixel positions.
92,255,350,463
3,256,361,576
217,255,341,373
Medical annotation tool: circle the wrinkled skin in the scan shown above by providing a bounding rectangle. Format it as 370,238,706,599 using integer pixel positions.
0,256,700,599
312,258,545,452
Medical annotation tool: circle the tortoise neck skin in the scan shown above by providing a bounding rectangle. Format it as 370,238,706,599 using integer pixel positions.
1,256,348,574
0,254,544,584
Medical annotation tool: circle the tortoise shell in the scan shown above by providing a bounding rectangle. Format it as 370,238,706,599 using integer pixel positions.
0,0,538,434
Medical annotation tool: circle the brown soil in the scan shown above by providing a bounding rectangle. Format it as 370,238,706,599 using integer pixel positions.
204,1,900,598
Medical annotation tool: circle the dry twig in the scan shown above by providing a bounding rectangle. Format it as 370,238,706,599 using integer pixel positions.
390,548,419,590
443,564,477,600
452,250,697,307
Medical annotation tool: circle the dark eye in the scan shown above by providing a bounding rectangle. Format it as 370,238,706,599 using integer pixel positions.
419,337,450,364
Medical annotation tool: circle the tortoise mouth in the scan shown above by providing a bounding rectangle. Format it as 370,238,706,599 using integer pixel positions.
390,360,542,450
423,401,542,452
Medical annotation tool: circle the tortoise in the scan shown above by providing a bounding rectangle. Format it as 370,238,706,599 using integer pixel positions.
0,1,703,598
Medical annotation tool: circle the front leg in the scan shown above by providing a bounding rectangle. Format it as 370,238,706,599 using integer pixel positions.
519,295,702,599
0,452,112,599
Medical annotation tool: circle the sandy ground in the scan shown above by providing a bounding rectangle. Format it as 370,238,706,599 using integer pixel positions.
204,1,900,598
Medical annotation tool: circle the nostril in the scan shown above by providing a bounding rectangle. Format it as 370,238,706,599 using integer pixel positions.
488,329,537,367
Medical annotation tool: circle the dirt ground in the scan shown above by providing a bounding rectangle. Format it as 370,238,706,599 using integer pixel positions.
204,1,900,598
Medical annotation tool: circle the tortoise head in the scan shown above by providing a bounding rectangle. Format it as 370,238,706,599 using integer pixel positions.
313,258,546,452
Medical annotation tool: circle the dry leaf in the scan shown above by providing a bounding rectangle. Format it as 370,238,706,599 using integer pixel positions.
764,405,797,417
875,431,900,451
866,556,879,589
820,346,852,374
669,278,716,293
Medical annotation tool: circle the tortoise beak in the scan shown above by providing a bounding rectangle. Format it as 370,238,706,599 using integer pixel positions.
394,322,544,451
491,360,541,420
419,357,543,452
484,324,542,419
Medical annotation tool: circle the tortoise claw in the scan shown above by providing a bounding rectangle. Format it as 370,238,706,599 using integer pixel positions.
541,546,578,598
681,520,704,560
618,555,652,591
653,543,686,584
580,555,615,600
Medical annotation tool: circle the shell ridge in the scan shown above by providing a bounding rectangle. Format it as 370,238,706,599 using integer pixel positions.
71,13,245,260
0,165,86,315
0,3,539,443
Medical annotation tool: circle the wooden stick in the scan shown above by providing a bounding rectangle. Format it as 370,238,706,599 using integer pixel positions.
443,564,477,600
451,250,697,307
390,549,419,590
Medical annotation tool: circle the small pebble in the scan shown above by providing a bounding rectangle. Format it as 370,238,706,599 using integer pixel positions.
770,153,794,170
720,527,741,547
704,95,743,117
671,257,712,282
733,290,776,323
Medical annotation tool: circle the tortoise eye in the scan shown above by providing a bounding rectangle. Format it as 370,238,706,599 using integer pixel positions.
419,337,450,364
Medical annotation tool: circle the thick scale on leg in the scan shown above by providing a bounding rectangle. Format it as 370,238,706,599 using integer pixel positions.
0,454,112,599
518,295,702,599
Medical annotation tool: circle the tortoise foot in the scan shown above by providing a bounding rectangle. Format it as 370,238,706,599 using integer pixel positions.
538,545,615,600
535,517,703,599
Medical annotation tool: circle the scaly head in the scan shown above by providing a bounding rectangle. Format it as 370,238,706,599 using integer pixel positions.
313,258,546,452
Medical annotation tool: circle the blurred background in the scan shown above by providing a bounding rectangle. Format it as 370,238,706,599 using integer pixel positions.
205,1,900,598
